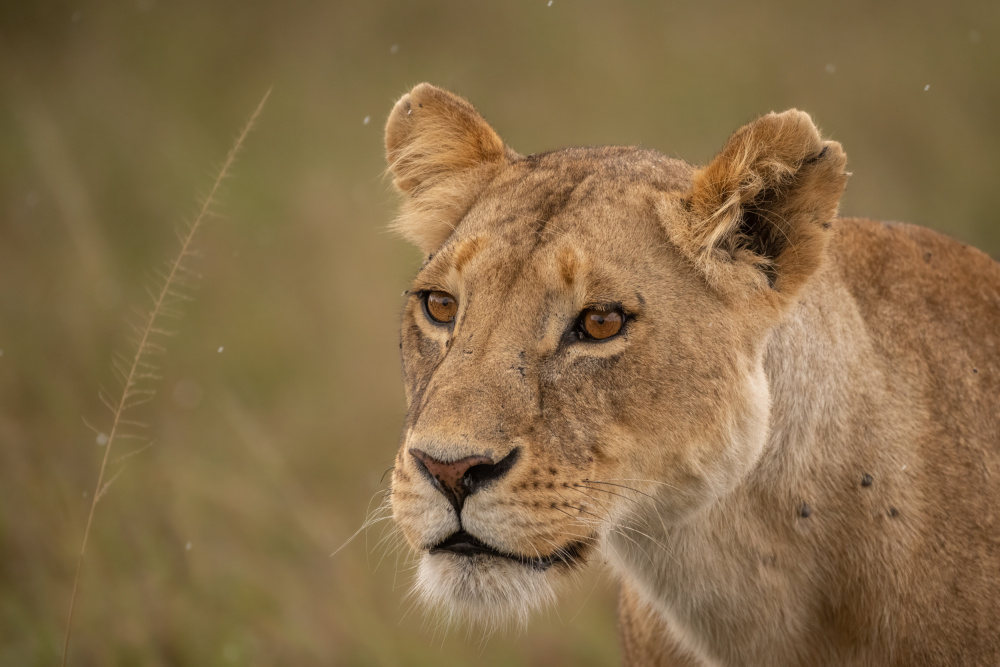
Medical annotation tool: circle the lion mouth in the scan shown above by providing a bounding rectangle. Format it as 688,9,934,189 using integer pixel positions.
429,530,588,570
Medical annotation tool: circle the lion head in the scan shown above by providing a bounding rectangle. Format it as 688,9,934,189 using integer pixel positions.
384,84,847,628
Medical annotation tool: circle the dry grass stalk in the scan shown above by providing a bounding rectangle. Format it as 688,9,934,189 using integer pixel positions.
60,89,271,666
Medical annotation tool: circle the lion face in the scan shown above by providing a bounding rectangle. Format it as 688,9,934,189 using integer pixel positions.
384,85,846,626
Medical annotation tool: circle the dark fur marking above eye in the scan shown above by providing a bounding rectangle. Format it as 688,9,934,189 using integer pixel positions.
530,170,592,243
533,189,574,238
521,149,557,164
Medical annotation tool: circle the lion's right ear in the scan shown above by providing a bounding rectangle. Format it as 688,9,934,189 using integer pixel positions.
385,84,513,254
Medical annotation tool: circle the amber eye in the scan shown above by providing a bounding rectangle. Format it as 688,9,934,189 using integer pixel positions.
579,308,624,340
423,291,458,324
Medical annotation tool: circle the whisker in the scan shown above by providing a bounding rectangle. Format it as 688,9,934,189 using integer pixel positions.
331,509,393,557
576,482,642,505
565,485,614,511
615,523,678,565
371,524,403,573
582,479,659,502
599,477,682,492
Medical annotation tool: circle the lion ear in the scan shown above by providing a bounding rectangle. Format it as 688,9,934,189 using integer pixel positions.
675,110,848,301
385,83,514,254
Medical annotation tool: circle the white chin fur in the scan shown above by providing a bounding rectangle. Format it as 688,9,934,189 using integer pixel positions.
414,551,558,631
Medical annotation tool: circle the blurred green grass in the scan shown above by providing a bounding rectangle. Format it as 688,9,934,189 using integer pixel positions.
1,0,997,664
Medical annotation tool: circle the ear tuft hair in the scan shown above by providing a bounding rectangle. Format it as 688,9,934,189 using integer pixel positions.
385,84,513,254
674,110,848,302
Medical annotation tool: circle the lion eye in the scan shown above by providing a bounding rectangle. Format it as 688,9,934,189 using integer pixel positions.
423,291,458,324
579,308,624,340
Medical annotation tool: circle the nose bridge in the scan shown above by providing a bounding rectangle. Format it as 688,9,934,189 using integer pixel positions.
409,297,539,456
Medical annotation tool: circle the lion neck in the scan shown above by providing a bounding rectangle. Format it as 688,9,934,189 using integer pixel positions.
607,263,900,664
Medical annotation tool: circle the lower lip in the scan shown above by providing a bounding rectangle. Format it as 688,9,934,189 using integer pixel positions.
429,533,588,570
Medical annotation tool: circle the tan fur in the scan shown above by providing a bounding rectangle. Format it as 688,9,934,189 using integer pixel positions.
385,83,516,253
384,84,1000,665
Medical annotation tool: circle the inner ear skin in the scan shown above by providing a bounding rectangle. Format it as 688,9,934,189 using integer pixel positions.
680,110,848,303
734,146,833,277
756,145,843,290
736,188,785,288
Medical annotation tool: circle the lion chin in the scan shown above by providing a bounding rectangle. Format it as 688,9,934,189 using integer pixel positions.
413,531,593,631
414,552,559,631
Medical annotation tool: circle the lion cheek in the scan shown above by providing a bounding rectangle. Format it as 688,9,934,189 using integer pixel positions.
621,361,772,521
712,362,772,492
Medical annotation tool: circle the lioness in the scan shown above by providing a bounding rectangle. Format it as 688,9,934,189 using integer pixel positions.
383,83,1000,665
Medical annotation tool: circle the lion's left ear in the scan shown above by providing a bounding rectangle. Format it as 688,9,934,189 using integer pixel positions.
673,110,848,302
385,83,515,254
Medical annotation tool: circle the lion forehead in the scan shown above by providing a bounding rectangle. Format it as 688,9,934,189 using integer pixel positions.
426,150,693,279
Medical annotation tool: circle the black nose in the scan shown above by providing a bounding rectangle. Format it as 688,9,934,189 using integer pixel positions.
409,447,521,513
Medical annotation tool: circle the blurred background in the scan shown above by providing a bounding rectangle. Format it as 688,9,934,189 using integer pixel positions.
1,0,997,665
